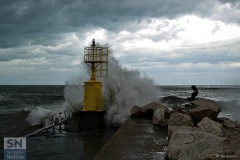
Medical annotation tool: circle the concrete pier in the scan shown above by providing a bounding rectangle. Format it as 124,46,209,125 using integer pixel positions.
94,117,168,160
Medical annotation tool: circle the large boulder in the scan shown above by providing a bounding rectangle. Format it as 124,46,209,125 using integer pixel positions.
169,112,194,127
130,105,145,117
218,117,237,128
197,117,224,137
168,129,226,160
130,102,168,118
187,98,221,121
153,107,170,127
142,102,168,118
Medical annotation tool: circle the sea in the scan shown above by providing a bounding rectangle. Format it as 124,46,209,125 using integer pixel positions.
0,85,240,160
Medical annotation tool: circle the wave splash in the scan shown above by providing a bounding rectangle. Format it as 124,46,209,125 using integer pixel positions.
103,56,160,125
64,54,160,126
26,107,52,126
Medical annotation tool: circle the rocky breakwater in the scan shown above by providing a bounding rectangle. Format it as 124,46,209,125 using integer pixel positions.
130,98,240,160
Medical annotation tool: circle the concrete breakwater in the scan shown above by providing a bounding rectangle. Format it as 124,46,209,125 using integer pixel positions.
94,117,168,160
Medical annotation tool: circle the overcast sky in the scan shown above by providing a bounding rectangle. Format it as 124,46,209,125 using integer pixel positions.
0,0,240,85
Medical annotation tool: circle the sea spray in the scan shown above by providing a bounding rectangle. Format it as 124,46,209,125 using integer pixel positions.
63,59,90,111
64,53,160,126
25,102,66,126
26,107,52,126
64,77,87,111
24,66,88,127
103,56,160,126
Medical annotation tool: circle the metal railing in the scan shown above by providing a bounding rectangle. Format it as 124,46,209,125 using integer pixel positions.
25,109,72,137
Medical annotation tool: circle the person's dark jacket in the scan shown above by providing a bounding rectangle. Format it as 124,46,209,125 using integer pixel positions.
187,85,198,101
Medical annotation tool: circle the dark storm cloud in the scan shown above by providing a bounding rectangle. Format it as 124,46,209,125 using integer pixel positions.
1,0,239,48
1,0,240,46
0,0,74,48
0,0,204,48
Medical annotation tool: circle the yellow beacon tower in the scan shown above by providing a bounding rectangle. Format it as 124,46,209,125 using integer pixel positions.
83,39,108,111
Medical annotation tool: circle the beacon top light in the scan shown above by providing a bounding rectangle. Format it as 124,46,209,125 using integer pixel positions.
84,39,108,79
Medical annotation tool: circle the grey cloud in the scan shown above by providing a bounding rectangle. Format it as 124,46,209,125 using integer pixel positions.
0,0,204,48
212,22,221,33
218,0,240,4
1,0,239,47
195,0,240,24
0,41,81,63
118,38,240,66
1,0,238,49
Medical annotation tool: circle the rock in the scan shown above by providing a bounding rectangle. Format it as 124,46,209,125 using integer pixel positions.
169,112,194,127
218,117,237,128
168,126,240,160
197,117,224,137
130,102,168,118
142,102,166,110
168,129,226,160
168,126,200,138
142,102,168,118
130,105,145,117
153,108,169,127
200,128,240,159
187,98,221,121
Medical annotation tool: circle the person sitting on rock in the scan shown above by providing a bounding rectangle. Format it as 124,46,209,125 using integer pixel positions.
172,85,198,111
187,85,198,101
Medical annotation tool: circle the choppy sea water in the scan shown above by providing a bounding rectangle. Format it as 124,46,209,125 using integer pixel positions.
0,85,239,160
159,85,240,102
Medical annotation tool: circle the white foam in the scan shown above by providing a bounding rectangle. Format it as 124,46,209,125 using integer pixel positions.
103,56,160,125
26,107,52,126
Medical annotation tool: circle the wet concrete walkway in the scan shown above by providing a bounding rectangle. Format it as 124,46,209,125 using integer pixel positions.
94,118,168,160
